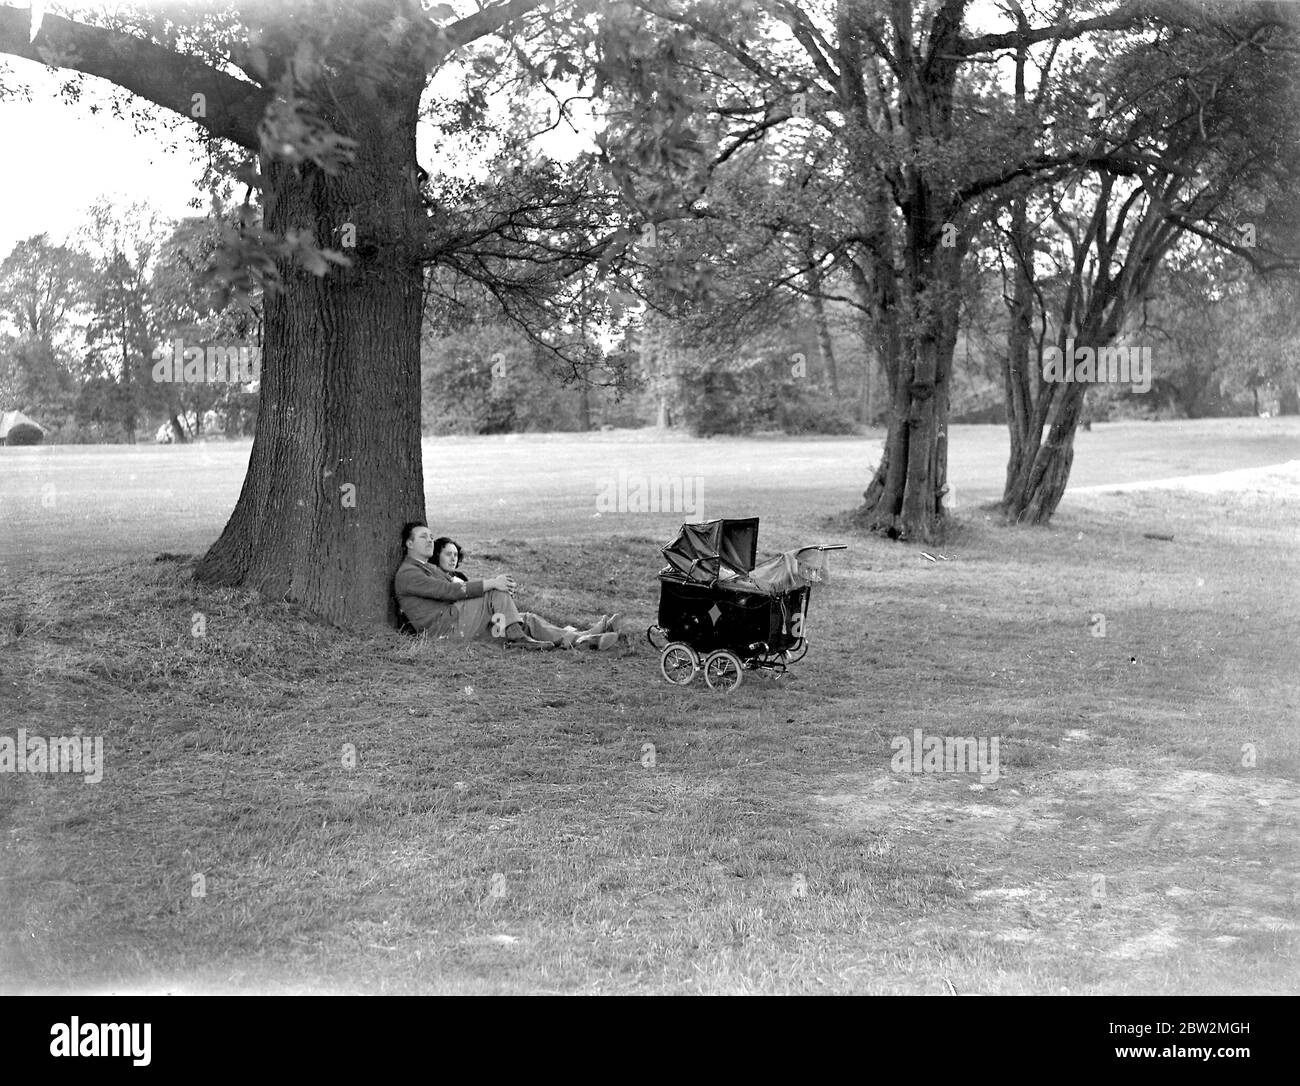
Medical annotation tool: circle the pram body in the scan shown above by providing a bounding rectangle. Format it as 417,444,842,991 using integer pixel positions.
647,517,844,691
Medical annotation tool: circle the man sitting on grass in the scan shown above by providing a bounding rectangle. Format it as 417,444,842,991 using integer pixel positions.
394,522,620,651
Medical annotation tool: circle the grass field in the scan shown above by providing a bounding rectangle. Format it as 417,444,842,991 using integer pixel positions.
1,419,1298,994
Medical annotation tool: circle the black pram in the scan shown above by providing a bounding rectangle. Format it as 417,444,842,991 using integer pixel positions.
647,517,845,691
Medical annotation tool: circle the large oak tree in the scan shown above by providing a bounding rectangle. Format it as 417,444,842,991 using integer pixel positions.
0,0,590,625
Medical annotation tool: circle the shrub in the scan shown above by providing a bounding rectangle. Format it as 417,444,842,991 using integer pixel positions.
780,394,859,435
4,422,44,446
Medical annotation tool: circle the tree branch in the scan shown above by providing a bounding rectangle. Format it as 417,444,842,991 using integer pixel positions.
959,2,1151,56
0,5,268,149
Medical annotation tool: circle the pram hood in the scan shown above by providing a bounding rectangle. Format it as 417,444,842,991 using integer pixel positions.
660,518,844,594
660,517,759,583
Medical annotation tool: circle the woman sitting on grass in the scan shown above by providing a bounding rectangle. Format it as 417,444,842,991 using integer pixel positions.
394,523,621,651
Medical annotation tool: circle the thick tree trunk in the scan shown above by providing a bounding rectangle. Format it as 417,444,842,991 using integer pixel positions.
855,235,962,543
857,341,953,540
169,414,188,443
194,74,427,628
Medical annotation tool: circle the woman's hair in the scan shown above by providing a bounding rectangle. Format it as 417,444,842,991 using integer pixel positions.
401,521,428,551
432,537,463,567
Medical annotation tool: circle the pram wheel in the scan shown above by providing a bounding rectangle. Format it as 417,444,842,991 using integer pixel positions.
703,649,743,692
659,643,699,685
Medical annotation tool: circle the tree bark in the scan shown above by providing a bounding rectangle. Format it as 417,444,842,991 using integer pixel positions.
193,72,427,628
1002,193,1039,503
1003,379,1087,523
857,329,955,539
855,227,963,542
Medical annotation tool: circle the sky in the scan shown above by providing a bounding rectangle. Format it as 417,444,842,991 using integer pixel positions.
0,66,208,256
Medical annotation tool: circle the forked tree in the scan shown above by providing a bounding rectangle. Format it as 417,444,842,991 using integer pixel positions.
996,0,1300,523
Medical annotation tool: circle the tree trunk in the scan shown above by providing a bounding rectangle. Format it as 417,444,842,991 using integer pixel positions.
578,385,591,431
848,256,889,426
1002,195,1037,501
1003,380,1087,523
194,73,427,628
169,414,188,443
805,251,840,397
854,227,962,543
813,293,839,397
857,328,955,540
122,354,136,445
862,343,877,424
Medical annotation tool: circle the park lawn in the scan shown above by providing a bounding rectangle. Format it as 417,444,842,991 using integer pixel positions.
1,442,1298,993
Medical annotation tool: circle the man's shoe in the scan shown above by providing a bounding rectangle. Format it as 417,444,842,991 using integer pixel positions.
575,632,619,651
597,613,623,633
505,635,554,651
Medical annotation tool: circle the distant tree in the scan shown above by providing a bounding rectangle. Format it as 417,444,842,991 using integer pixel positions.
151,214,263,441
1143,255,1300,417
421,321,586,434
0,333,78,429
83,247,155,444
0,234,92,429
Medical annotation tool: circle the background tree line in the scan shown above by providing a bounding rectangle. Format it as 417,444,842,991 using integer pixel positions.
7,199,1291,446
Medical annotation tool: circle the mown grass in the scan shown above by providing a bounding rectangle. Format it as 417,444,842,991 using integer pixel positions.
1,431,1298,994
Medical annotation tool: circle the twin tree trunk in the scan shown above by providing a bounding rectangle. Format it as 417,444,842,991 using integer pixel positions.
1002,379,1088,523
194,73,428,627
997,193,1089,525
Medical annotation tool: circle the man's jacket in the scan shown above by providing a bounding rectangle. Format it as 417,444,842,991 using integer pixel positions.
394,556,486,635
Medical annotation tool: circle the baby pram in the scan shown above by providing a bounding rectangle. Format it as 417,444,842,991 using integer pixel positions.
646,517,845,691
